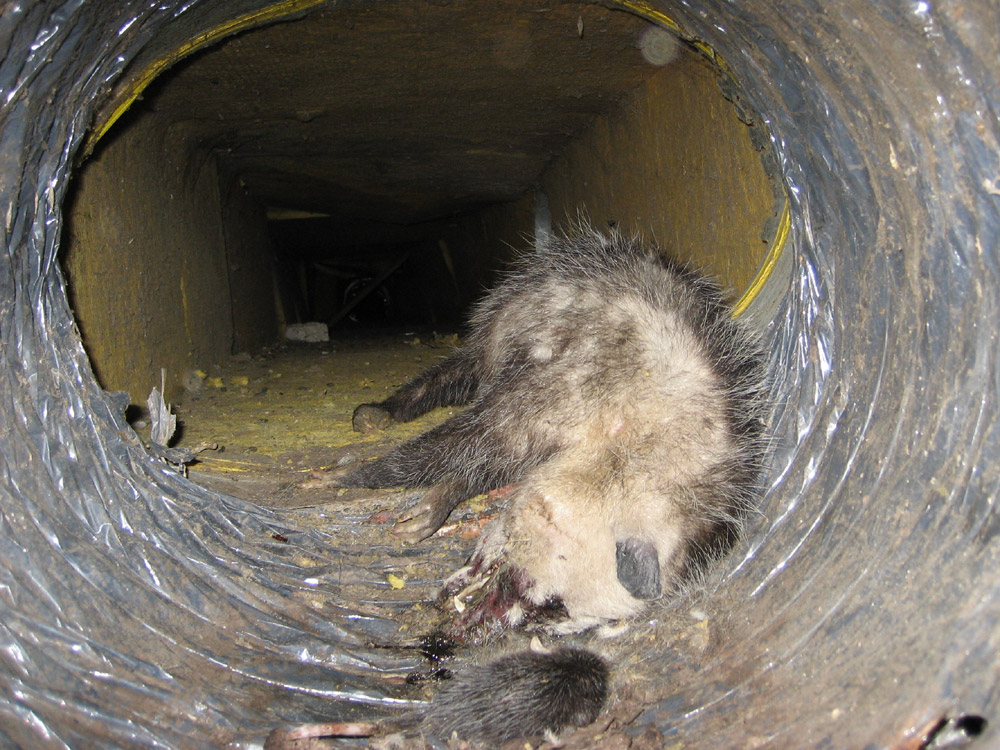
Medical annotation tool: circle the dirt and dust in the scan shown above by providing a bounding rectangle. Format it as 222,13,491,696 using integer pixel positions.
168,331,509,641
172,332,462,508
167,331,738,748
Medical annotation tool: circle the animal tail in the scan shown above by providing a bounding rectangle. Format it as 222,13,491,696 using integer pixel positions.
264,645,609,748
420,645,609,743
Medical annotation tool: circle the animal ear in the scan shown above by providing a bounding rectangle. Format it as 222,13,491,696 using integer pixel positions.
615,538,661,600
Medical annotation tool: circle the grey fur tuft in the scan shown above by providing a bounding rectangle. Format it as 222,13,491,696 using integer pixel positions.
335,225,768,633
421,647,609,743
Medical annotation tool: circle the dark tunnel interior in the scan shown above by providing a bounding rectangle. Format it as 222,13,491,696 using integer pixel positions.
61,0,782,406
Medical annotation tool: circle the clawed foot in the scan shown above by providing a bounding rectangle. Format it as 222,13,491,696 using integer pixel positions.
393,481,462,544
394,503,449,544
298,463,357,489
299,468,458,544
352,403,393,433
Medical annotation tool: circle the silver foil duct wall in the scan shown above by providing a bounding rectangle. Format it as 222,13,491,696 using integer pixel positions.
1,1,999,748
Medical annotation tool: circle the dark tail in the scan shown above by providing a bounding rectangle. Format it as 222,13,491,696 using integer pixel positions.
420,646,609,743
264,647,608,748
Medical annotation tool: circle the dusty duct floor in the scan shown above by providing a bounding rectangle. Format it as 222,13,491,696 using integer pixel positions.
170,336,476,655
174,334,461,509
172,334,725,748
173,335,483,649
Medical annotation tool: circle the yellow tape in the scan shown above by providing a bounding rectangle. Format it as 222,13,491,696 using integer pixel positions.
730,199,791,318
611,0,789,316
614,1,734,77
612,0,682,33
84,0,329,154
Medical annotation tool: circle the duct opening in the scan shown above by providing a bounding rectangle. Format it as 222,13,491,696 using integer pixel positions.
61,1,784,409
59,1,786,522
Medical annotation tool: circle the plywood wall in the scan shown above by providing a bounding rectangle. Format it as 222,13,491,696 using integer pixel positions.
542,50,777,299
62,108,279,404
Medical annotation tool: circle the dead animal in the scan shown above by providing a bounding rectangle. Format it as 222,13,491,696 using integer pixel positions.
330,225,768,634
293,226,768,745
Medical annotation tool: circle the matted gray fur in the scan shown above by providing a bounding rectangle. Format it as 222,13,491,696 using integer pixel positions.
336,226,768,634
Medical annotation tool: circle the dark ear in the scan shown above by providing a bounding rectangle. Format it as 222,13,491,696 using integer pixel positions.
615,537,661,600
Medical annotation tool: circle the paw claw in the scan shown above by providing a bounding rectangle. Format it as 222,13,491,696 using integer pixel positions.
394,502,447,543
299,464,354,489
352,404,393,433
393,522,434,545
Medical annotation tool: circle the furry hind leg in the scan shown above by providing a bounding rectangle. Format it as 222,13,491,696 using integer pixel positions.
337,407,489,488
352,349,479,432
337,401,544,542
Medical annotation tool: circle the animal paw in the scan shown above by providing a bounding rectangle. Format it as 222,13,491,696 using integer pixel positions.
352,403,393,432
393,479,467,544
394,494,453,544
298,464,356,489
